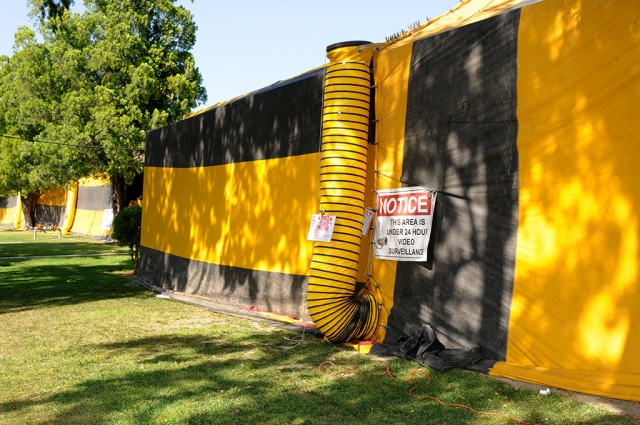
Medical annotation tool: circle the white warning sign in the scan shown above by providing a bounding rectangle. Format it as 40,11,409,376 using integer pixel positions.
374,187,436,262
307,214,336,243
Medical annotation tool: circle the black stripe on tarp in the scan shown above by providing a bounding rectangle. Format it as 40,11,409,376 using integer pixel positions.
0,196,17,209
35,205,66,227
145,68,324,168
384,10,521,361
138,246,311,321
76,185,113,211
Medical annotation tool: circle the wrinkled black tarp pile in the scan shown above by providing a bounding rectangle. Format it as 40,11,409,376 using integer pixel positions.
369,324,494,372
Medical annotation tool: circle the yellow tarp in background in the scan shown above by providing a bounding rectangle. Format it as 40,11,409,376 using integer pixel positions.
0,196,19,226
37,187,66,207
71,176,113,238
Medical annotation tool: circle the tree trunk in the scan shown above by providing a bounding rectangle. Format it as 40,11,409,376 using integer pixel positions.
20,192,39,229
111,175,127,214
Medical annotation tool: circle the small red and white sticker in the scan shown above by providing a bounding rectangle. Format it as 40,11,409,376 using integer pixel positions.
307,214,336,243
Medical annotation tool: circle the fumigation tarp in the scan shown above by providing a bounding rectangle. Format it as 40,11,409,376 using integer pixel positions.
495,0,640,401
375,8,520,360
139,68,325,320
0,179,113,235
0,195,18,226
35,187,67,227
71,177,114,238
372,0,640,402
139,0,640,402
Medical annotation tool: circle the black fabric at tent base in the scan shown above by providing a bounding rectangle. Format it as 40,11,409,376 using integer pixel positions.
369,324,490,372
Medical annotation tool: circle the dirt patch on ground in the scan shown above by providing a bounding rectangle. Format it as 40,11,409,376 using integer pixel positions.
113,270,136,277
134,282,318,334
493,376,640,419
145,317,218,331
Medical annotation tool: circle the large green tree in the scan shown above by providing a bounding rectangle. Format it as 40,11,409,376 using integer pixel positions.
0,0,206,223
0,27,77,227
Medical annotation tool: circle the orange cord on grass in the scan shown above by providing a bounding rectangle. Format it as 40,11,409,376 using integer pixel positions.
317,362,541,425
405,369,541,425
377,365,397,380
405,369,446,405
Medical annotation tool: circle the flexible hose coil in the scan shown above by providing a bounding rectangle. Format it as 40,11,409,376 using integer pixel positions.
307,43,379,343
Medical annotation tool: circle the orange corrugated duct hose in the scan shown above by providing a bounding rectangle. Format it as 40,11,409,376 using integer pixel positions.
307,41,379,343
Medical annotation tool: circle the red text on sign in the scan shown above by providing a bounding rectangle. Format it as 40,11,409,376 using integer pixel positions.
377,192,432,217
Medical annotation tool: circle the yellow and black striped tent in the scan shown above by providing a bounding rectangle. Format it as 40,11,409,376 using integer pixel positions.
0,195,19,227
70,176,114,238
0,176,116,237
139,0,640,402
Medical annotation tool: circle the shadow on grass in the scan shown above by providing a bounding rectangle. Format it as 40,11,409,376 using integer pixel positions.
0,256,137,315
1,332,632,425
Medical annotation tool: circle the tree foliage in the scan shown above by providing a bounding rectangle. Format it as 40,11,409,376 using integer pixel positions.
0,27,77,226
0,0,206,219
29,0,75,26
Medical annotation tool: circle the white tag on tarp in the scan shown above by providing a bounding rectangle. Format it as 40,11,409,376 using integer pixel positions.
374,187,437,262
361,207,375,235
101,208,114,230
307,214,336,242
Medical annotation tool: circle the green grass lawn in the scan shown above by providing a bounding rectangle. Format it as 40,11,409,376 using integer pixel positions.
0,230,638,425
0,229,128,258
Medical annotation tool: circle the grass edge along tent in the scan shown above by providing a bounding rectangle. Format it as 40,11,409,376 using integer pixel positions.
139,0,640,402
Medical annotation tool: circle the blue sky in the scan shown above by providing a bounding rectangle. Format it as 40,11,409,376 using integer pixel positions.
1,1,461,107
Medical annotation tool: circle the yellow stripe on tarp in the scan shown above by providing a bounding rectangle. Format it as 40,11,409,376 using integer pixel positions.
72,209,110,237
0,196,17,226
61,182,78,234
78,175,110,187
141,153,319,276
0,206,15,225
37,187,67,206
368,43,414,342
491,0,640,402
14,195,23,230
373,0,529,52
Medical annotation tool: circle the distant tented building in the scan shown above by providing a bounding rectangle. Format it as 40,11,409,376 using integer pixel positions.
137,0,640,402
71,177,116,237
1,174,143,237
0,195,19,227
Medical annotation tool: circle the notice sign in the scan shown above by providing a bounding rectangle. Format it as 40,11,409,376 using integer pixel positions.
374,187,437,262
307,214,336,243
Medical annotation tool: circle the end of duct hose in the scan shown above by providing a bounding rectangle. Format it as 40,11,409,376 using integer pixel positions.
307,42,379,344
326,40,372,52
